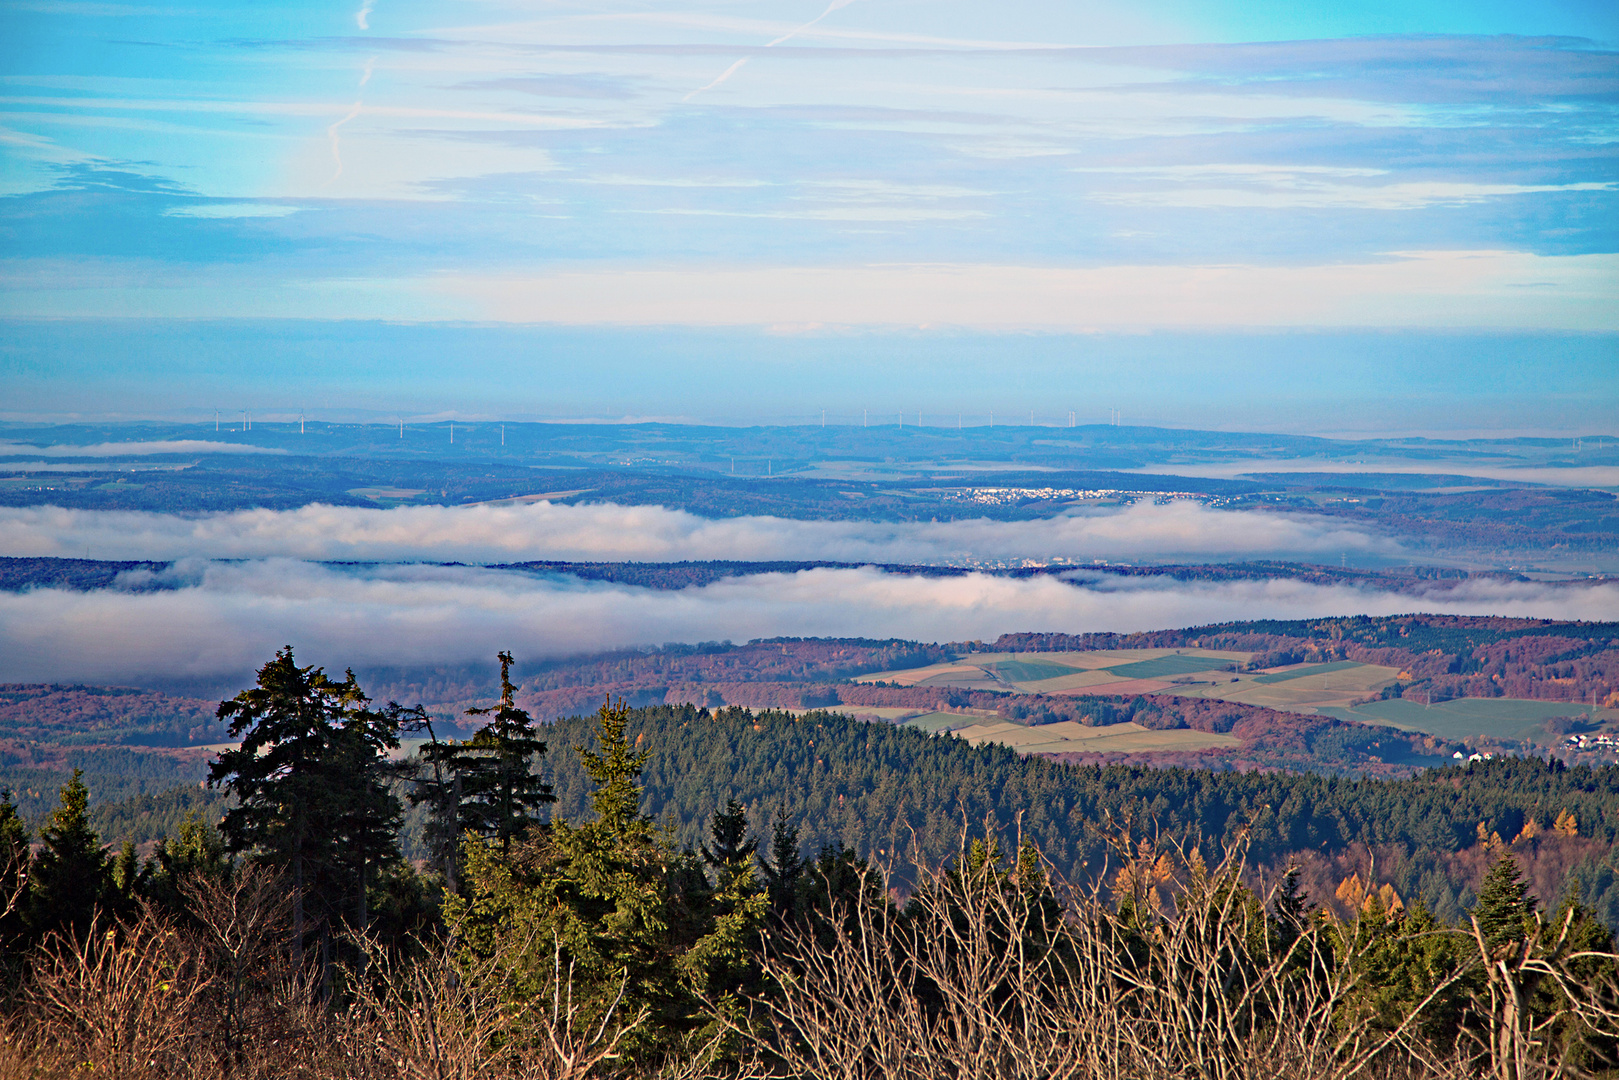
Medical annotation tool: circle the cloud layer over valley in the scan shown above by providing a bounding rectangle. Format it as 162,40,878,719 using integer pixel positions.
2,560,1614,686
0,500,1398,565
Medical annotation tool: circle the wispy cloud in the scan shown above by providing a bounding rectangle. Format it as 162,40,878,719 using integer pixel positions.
1,560,1612,684
4,5,1615,346
0,440,287,457
444,252,1619,330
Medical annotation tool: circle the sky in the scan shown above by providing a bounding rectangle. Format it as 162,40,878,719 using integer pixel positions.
2,0,1617,427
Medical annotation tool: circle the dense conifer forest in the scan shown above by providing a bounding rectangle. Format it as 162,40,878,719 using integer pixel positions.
539,704,1619,929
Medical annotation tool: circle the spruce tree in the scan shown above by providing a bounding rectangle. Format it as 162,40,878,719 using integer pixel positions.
577,694,649,839
210,647,400,957
326,700,404,938
420,652,552,853
757,806,804,919
701,798,757,872
393,703,464,890
1474,853,1537,950
28,770,112,938
146,810,230,915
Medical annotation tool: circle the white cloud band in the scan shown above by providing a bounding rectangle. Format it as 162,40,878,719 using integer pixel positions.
1,560,1612,685
0,499,1398,564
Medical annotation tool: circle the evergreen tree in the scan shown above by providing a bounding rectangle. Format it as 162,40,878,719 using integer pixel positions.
110,839,147,915
450,697,766,1061
146,810,231,916
701,798,757,872
326,703,404,938
210,647,399,958
28,770,112,938
420,652,552,854
1475,853,1537,950
577,694,649,839
757,806,804,919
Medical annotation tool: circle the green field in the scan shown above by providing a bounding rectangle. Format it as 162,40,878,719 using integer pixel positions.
1315,697,1607,741
1103,654,1237,680
1253,660,1364,684
901,711,980,733
991,659,1082,682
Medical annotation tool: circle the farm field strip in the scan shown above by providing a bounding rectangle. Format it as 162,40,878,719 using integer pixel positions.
857,648,1254,691
1315,699,1619,742
1152,663,1404,710
1253,660,1365,684
951,719,1241,755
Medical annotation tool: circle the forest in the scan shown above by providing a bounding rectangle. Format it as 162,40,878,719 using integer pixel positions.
4,646,1619,1078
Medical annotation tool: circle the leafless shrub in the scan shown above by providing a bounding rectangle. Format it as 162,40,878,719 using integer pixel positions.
715,830,1488,1080
177,864,311,1073
339,932,651,1080
28,906,213,1080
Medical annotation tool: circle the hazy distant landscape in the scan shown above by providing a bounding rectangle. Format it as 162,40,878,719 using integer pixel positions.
4,0,1618,1072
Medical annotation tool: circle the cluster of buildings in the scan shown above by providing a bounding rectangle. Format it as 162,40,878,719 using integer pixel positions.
944,487,1212,506
1565,732,1619,751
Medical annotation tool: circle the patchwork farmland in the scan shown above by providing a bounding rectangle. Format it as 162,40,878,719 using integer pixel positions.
858,646,1616,752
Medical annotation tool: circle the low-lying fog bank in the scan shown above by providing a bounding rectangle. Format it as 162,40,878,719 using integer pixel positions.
1,559,1613,686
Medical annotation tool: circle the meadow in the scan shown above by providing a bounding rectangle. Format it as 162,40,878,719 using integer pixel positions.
1317,697,1617,742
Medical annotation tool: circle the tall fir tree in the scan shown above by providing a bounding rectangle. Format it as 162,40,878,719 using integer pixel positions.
392,703,464,890
701,798,758,872
757,805,805,920
418,652,552,855
577,693,649,839
27,770,111,938
451,696,766,1060
1475,853,1537,950
326,699,404,938
210,647,401,958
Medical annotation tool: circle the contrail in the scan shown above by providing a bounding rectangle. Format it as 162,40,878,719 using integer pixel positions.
767,0,857,46
685,0,858,102
684,58,751,102
326,56,376,185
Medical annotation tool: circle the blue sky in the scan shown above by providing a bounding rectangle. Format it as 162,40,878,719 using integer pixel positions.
2,0,1616,426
